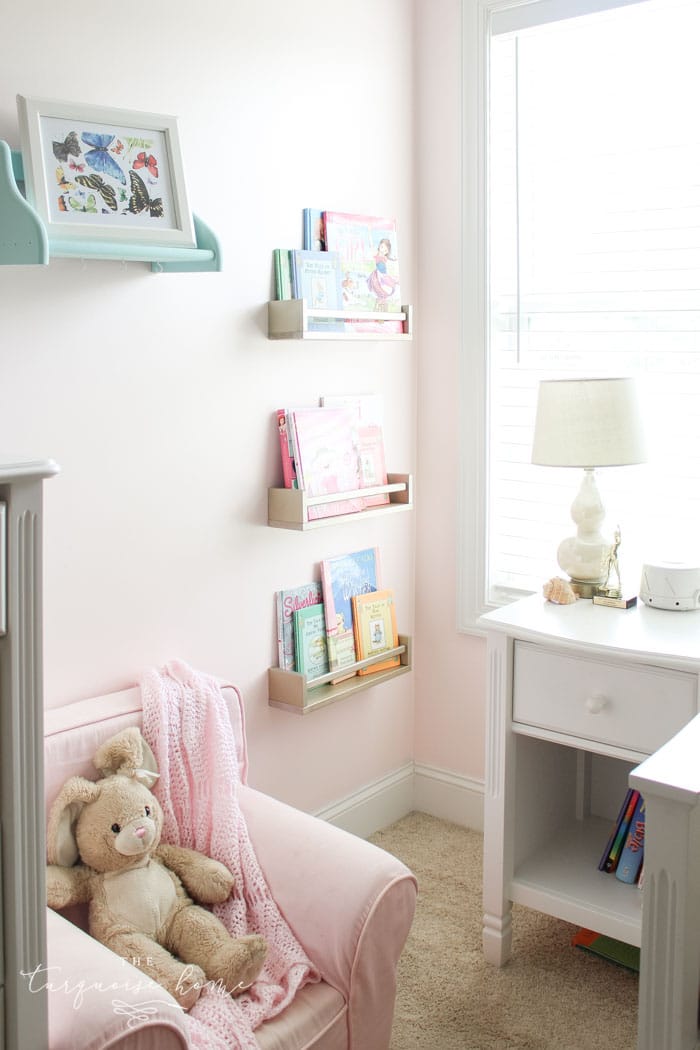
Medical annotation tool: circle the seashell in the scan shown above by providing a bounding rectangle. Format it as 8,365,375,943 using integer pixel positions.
543,576,578,605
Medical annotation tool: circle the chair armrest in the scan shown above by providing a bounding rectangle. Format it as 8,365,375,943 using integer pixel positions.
239,784,417,1050
46,908,189,1049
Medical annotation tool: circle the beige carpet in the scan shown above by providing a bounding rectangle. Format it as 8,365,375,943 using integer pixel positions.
370,812,638,1050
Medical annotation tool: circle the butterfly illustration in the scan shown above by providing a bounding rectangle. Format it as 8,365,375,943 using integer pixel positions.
68,157,86,173
58,195,68,212
81,132,126,184
69,193,97,213
52,131,80,163
111,139,125,155
75,173,118,211
133,151,158,179
127,170,163,218
55,167,74,192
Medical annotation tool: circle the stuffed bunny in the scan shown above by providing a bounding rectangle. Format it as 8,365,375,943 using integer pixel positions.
46,726,267,1010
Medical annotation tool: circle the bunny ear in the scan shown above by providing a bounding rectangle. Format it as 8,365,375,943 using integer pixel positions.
47,776,101,867
93,727,160,788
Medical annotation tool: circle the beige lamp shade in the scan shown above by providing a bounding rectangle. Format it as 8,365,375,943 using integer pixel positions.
532,377,646,468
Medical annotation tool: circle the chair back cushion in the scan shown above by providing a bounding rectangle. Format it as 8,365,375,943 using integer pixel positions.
44,682,248,816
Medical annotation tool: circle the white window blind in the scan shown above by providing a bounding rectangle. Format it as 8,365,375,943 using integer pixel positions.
487,0,700,604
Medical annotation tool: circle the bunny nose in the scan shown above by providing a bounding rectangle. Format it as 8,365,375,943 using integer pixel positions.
134,826,146,839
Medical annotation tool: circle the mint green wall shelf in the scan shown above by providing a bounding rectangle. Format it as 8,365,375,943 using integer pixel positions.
0,140,221,272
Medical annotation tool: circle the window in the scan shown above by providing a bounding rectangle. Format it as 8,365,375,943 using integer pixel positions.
461,0,700,622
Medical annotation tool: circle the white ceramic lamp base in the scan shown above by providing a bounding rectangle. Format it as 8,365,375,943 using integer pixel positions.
557,468,610,597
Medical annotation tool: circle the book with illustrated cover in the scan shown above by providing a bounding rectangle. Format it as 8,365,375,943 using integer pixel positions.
357,424,390,507
597,788,640,874
289,406,364,521
322,211,403,333
615,795,646,884
571,929,640,973
275,581,323,670
275,409,298,489
273,248,293,300
320,393,385,428
291,249,344,333
320,547,382,678
293,602,329,678
303,207,325,251
351,588,400,675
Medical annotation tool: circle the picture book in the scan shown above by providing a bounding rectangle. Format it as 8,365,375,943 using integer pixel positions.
357,424,390,507
293,602,329,679
320,393,385,428
615,795,646,884
571,929,640,973
597,788,640,874
273,248,293,300
322,211,403,333
303,207,325,251
320,547,382,676
351,588,400,675
275,409,298,489
291,249,345,333
289,406,364,521
276,581,323,670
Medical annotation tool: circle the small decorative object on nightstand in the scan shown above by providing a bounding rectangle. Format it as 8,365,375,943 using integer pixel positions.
593,526,637,608
532,377,646,597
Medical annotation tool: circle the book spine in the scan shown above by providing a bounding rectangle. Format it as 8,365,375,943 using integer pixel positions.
602,789,640,874
615,796,646,884
598,787,635,872
275,409,297,489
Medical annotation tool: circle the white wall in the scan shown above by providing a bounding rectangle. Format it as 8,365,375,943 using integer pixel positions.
2,0,489,821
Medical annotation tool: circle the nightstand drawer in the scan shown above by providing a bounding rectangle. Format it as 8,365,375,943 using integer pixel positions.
513,641,696,754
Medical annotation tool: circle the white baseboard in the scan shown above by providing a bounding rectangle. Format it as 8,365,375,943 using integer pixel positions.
315,762,484,838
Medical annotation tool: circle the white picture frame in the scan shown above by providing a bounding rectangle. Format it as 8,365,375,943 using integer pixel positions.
16,95,196,249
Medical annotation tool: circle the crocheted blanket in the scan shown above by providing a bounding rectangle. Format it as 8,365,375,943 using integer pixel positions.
140,660,319,1050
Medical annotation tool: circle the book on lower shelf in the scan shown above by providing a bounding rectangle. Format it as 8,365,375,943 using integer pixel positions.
293,602,329,678
322,211,403,333
615,794,645,884
571,928,640,973
275,581,323,670
320,546,382,680
351,588,400,675
273,248,293,300
597,788,640,874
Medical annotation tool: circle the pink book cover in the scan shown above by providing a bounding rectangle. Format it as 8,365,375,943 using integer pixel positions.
275,409,297,489
290,406,364,521
358,425,390,507
322,212,403,334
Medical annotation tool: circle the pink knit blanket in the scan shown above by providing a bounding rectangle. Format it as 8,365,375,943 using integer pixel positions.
140,660,319,1049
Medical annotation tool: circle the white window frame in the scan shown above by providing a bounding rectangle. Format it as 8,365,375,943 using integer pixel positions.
458,0,654,631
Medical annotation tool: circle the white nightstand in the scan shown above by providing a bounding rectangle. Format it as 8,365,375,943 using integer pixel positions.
480,593,700,1048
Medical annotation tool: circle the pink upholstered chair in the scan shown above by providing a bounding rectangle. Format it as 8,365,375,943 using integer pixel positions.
44,683,417,1050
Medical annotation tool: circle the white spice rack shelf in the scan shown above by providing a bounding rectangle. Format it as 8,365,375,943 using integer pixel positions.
268,635,412,714
268,473,413,530
267,299,413,340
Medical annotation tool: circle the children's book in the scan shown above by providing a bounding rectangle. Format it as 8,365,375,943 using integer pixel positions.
273,248,293,300
303,207,325,251
597,788,640,874
351,588,400,675
615,795,646,884
320,547,382,677
322,212,403,333
357,424,390,507
571,929,640,973
293,602,329,679
320,393,385,428
289,406,364,520
291,249,344,333
275,581,323,670
275,409,297,489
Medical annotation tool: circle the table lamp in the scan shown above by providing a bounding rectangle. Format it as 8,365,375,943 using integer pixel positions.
531,377,646,597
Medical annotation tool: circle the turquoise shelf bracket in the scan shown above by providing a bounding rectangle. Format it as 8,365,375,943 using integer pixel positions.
0,141,48,265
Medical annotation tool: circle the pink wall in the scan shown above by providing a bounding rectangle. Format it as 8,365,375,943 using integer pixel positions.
2,0,488,813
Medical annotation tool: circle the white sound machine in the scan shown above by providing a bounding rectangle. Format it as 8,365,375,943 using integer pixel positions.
639,561,700,611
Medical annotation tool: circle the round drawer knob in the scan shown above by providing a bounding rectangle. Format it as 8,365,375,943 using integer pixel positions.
585,693,608,714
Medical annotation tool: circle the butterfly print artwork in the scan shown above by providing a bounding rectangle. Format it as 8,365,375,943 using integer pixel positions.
55,167,74,192
68,157,86,173
81,132,126,184
75,173,118,211
111,139,125,155
52,131,80,163
69,193,98,213
127,170,163,218
133,151,158,179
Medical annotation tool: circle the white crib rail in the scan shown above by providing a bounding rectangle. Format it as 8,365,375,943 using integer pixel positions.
631,712,700,1050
